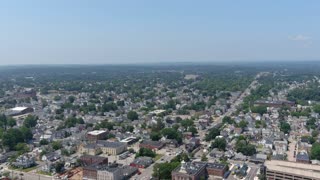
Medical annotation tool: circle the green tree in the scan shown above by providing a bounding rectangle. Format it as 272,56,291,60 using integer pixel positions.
306,118,317,130
201,154,208,161
205,128,220,141
238,120,248,129
251,106,267,114
54,95,62,101
52,141,63,150
20,126,33,142
152,162,180,179
127,111,138,121
136,147,156,158
23,115,38,128
116,100,125,107
313,104,320,113
189,126,198,136
68,96,76,103
150,132,162,141
40,139,49,145
312,130,319,137
280,121,291,134
0,114,7,130
311,143,320,160
162,128,182,143
55,161,65,173
222,116,234,124
7,117,16,127
2,128,24,150
235,139,256,156
15,143,29,154
211,138,227,151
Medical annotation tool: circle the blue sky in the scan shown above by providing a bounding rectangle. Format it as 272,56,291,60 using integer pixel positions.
0,0,319,64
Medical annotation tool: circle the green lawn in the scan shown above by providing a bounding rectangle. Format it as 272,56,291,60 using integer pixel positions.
37,170,52,176
154,154,164,161
9,165,38,172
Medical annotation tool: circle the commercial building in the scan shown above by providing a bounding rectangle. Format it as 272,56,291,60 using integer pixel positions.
80,144,102,155
83,163,137,180
172,161,207,180
97,140,127,155
80,141,127,156
120,136,139,145
265,160,320,180
139,140,164,150
206,162,228,177
171,161,228,180
80,155,108,166
130,157,153,169
87,130,108,141
6,107,34,117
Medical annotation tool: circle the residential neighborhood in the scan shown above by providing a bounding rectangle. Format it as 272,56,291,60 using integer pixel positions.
0,64,320,180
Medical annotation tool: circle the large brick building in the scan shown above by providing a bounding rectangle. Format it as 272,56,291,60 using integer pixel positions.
172,161,207,180
129,157,153,169
171,161,227,180
206,162,228,177
80,155,108,166
139,140,164,150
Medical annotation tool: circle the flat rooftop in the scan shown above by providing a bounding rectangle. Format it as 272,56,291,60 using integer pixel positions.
265,160,320,179
87,130,107,136
10,107,29,111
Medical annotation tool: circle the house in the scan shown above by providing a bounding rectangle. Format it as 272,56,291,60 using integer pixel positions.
41,152,60,162
237,164,248,178
273,140,288,155
185,138,200,153
249,154,267,164
163,139,179,148
12,154,35,168
41,161,54,173
234,153,247,161
130,157,153,169
139,140,164,150
209,149,224,158
182,132,193,139
296,151,310,164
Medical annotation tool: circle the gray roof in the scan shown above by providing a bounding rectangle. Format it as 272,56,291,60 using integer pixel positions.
297,151,309,161
132,156,153,166
97,140,126,148
173,161,206,175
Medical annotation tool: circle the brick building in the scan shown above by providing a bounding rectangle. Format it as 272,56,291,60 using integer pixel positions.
171,161,227,180
130,157,153,169
171,161,207,180
80,155,108,166
206,162,228,177
139,140,164,150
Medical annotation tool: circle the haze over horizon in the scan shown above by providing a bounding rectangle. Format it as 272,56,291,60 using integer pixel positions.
0,0,319,65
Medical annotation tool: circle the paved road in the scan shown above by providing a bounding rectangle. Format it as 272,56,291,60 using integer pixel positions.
4,168,53,180
246,167,258,180
209,73,262,128
287,140,297,162
132,152,176,180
